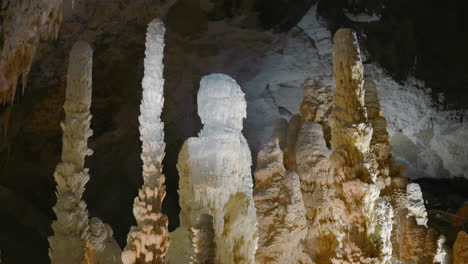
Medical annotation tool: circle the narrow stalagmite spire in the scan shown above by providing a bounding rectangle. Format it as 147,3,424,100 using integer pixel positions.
48,40,93,264
122,18,170,264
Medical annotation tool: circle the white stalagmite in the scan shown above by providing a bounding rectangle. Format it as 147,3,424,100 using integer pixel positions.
48,40,93,264
253,138,311,263
167,74,258,264
122,18,170,264
122,19,170,264
0,0,63,104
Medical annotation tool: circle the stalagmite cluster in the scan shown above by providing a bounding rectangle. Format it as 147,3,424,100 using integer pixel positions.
48,40,94,264
9,4,457,260
253,138,311,263
122,18,170,264
0,0,63,104
167,74,258,264
329,28,394,263
251,28,446,264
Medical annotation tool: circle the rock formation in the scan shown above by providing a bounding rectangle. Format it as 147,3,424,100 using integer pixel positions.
167,74,258,264
122,18,170,264
295,121,342,262
189,214,216,264
85,218,124,264
364,79,402,187
0,0,63,104
327,28,392,263
253,138,311,263
453,231,468,264
390,183,449,263
48,40,93,264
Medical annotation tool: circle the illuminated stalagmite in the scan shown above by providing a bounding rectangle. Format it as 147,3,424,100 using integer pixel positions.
253,138,311,263
122,19,170,264
323,28,393,263
0,0,63,104
48,41,93,264
167,74,258,264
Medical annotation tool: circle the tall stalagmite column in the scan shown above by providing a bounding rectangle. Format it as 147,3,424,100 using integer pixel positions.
122,18,170,264
329,29,393,263
48,40,93,264
167,74,258,264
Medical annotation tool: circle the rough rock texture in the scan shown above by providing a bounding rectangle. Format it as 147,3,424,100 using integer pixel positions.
364,79,401,187
284,114,301,171
189,214,216,264
253,138,311,263
300,79,333,126
85,217,123,264
390,183,446,263
329,28,389,263
167,74,258,264
122,18,170,264
295,122,339,262
453,231,468,264
48,40,93,264
0,0,63,104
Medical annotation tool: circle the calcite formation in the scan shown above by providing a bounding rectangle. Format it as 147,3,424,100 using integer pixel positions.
0,0,63,104
253,138,311,263
237,27,433,264
122,18,170,264
453,231,468,264
327,28,392,263
390,184,446,263
363,79,401,186
167,74,258,264
48,40,93,264
189,214,216,264
85,218,123,264
295,122,341,262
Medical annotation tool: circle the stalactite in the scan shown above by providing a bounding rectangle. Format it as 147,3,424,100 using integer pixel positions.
48,40,93,264
0,0,63,104
253,138,311,263
167,74,258,264
122,18,170,264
